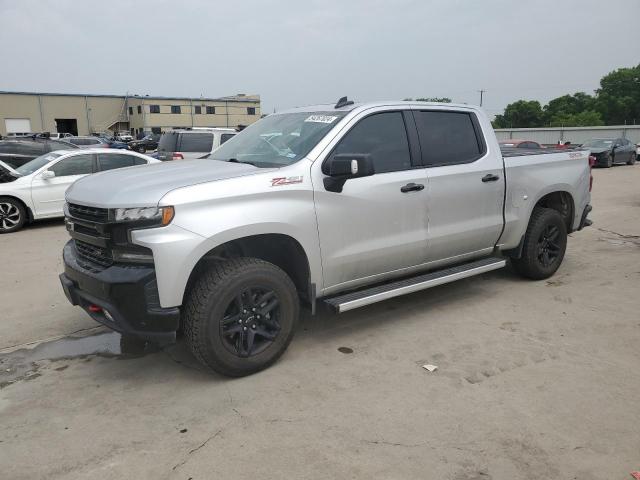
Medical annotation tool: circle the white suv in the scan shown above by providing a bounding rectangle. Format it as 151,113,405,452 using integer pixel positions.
156,127,237,161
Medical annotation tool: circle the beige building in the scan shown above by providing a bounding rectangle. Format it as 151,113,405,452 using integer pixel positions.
0,91,261,137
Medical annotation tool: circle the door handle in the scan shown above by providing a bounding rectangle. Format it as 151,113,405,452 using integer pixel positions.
400,183,424,193
482,174,500,183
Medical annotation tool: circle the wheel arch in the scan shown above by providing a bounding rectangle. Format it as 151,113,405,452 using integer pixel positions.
0,194,34,222
183,233,314,308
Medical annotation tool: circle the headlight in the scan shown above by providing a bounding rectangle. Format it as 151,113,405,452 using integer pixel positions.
113,206,174,225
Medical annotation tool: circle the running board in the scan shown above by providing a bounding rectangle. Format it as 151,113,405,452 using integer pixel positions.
324,257,506,313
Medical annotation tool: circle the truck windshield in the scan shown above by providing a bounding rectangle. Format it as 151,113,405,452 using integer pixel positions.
209,111,347,167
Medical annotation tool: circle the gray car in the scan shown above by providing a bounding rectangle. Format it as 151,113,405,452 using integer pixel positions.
582,138,637,167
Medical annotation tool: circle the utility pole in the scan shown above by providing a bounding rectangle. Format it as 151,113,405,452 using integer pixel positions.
478,89,485,107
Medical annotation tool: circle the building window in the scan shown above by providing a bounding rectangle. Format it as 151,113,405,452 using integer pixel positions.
206,106,215,114
128,106,133,115
171,105,181,114
247,107,256,115
194,106,202,114
150,105,160,114
137,105,142,114
151,127,162,134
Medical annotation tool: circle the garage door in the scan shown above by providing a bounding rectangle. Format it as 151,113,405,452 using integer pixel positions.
5,118,32,134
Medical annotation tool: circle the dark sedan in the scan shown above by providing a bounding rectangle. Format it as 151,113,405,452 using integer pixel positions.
582,138,636,167
0,138,79,169
128,133,160,153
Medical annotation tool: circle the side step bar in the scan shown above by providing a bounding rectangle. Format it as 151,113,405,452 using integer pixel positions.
324,257,506,313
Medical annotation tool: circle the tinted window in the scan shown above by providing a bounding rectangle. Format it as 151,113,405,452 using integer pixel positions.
333,112,411,174
97,153,135,171
179,133,213,152
150,105,160,113
46,140,77,151
128,107,133,115
50,154,93,176
9,142,45,155
158,132,178,152
171,105,181,114
247,107,256,115
137,105,142,114
220,133,235,145
206,106,215,114
194,106,202,114
133,157,148,165
413,111,483,166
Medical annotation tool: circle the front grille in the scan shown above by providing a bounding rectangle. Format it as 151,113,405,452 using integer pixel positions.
68,203,109,223
75,240,113,268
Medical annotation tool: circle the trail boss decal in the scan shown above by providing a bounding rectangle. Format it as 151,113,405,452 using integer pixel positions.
271,176,303,187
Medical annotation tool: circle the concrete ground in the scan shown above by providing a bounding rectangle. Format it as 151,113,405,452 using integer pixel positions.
1,165,639,480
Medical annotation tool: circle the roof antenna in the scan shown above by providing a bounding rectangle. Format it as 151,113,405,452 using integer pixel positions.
334,96,354,109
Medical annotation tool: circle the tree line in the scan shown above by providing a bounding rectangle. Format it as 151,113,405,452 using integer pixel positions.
492,63,640,128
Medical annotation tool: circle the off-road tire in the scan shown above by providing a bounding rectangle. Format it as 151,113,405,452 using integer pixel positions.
511,207,567,280
0,196,26,234
183,258,299,377
627,153,636,165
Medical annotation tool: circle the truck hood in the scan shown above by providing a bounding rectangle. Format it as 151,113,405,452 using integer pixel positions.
66,159,273,208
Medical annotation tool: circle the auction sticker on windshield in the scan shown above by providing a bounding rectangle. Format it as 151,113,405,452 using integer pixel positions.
304,115,338,124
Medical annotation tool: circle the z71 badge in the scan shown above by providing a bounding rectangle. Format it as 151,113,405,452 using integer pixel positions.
271,176,303,187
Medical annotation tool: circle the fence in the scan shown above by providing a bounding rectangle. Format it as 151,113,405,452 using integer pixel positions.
494,125,640,145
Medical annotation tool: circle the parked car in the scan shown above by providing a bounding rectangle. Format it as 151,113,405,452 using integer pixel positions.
128,133,160,153
65,136,129,150
37,132,73,140
0,138,79,169
0,149,158,233
116,132,133,142
582,138,636,167
635,142,640,157
60,99,592,377
156,127,237,160
498,139,542,149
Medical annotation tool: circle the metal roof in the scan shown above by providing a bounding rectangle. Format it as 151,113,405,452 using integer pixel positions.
0,91,260,103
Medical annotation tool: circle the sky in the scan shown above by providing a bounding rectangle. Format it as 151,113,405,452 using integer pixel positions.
0,0,638,117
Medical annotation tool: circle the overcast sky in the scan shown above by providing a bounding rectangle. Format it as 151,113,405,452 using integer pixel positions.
0,0,638,116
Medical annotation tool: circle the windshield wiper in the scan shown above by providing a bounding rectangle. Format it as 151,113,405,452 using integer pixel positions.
227,158,257,167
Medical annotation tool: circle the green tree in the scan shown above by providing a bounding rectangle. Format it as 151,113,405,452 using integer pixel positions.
548,110,604,127
492,100,544,128
595,64,640,125
543,92,597,124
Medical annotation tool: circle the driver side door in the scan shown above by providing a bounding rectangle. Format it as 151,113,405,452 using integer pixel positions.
31,153,95,217
312,110,429,294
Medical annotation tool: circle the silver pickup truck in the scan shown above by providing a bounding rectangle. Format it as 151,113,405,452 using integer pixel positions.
59,98,593,376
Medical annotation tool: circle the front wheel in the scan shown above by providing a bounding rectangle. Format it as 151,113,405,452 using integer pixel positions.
605,154,613,168
511,207,567,280
0,197,26,233
183,258,299,377
627,153,636,165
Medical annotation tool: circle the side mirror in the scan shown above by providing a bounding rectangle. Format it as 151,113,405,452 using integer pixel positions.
41,170,55,180
322,153,375,192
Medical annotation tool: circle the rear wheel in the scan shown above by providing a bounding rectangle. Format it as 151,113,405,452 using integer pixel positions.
183,258,299,377
627,153,636,165
0,197,26,234
136,146,146,153
512,207,567,280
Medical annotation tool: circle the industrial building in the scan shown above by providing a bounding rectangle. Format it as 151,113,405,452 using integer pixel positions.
0,91,261,137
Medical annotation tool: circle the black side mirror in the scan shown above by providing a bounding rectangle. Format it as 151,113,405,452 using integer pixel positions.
322,153,375,192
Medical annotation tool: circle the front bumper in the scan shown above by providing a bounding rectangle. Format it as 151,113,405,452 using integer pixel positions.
59,240,179,345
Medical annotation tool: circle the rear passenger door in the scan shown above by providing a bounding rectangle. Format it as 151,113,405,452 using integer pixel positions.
313,110,429,291
412,109,504,263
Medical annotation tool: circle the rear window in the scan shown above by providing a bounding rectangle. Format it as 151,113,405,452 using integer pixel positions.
178,132,214,152
220,133,235,145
